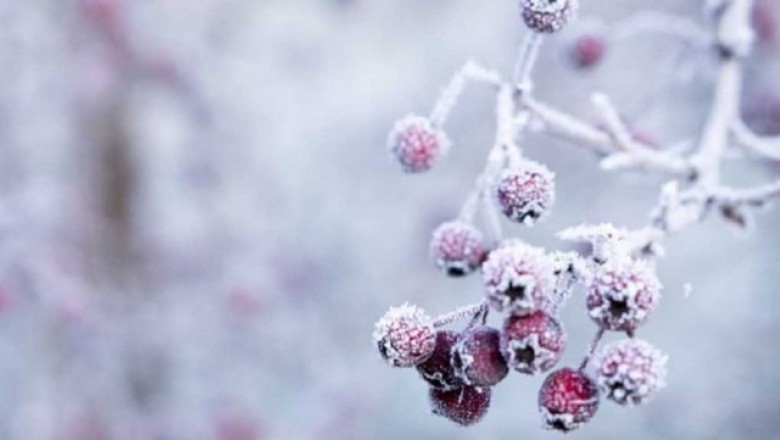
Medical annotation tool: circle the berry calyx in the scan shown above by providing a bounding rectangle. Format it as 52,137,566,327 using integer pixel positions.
494,160,555,225
417,330,464,390
429,386,491,426
521,0,579,34
501,310,566,375
586,259,662,332
388,114,450,173
595,339,668,406
429,220,487,277
373,303,436,367
452,326,509,387
539,368,600,432
482,242,555,316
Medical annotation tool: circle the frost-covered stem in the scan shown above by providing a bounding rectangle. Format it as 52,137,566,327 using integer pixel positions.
482,188,504,245
732,119,780,161
430,60,504,127
513,33,544,92
693,0,752,187
714,179,780,204
579,328,606,371
433,300,489,328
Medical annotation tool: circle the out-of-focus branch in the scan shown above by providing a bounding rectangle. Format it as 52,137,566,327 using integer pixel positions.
731,119,780,161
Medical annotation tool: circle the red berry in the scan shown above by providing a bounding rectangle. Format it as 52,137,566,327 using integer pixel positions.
586,259,661,332
521,0,579,34
452,326,509,387
539,368,600,432
495,160,555,225
429,221,487,277
373,303,436,367
571,33,605,69
388,115,450,173
417,331,464,390
429,386,491,426
595,338,668,406
501,310,566,375
482,242,555,316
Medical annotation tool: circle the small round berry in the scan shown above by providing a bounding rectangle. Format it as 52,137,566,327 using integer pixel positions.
501,310,566,375
539,368,600,432
373,303,436,367
429,221,487,277
586,259,662,332
495,160,555,225
571,33,606,70
417,331,464,390
429,386,491,426
482,242,555,315
388,114,450,173
595,339,668,406
452,326,509,387
521,0,579,34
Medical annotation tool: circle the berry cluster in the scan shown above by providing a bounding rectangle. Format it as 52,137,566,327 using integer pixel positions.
376,0,671,432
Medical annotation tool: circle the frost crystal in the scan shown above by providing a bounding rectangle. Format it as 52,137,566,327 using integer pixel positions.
482,241,555,315
594,339,668,406
521,0,579,34
546,251,591,315
429,221,487,277
494,160,555,226
558,223,629,263
373,303,436,367
388,114,451,173
586,259,662,332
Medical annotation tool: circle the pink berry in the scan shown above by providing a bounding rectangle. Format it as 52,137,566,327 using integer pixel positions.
388,114,450,173
417,331,464,390
595,339,668,406
501,310,566,375
429,386,491,426
482,242,555,315
586,259,662,332
495,160,555,225
452,326,509,387
521,0,579,34
571,33,605,69
429,220,487,277
539,368,600,432
373,303,436,367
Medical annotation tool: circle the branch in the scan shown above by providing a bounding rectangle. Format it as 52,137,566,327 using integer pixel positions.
731,119,780,161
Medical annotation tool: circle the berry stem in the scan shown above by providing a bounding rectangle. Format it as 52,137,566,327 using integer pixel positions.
513,32,544,92
578,327,606,371
433,300,489,328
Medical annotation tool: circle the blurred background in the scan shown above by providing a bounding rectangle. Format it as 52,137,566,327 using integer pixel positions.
0,0,779,439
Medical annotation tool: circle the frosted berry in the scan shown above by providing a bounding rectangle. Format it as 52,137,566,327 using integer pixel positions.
482,241,555,315
586,259,662,332
417,331,464,390
501,310,566,375
429,221,487,277
388,114,450,173
452,326,509,387
429,386,491,426
521,0,579,34
373,303,436,367
595,339,668,406
495,160,555,225
539,368,599,432
571,33,605,70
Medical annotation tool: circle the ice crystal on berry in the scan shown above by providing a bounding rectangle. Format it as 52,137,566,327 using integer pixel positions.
501,310,566,375
521,0,579,34
417,330,464,390
429,220,487,277
595,339,668,406
482,242,555,315
429,386,491,426
388,114,450,173
586,259,662,332
495,160,555,225
539,368,599,432
452,326,509,387
547,251,591,315
373,303,436,367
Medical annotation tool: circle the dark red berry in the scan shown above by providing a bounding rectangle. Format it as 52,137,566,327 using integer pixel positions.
501,310,566,375
452,326,509,387
539,368,600,432
417,331,464,390
571,33,605,69
429,386,491,426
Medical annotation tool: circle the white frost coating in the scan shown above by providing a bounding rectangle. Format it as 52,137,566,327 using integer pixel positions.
387,114,451,173
546,251,592,315
373,303,436,367
429,220,486,276
558,223,630,263
506,332,558,374
494,160,556,226
525,0,572,13
586,259,662,331
594,338,668,406
482,241,555,315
